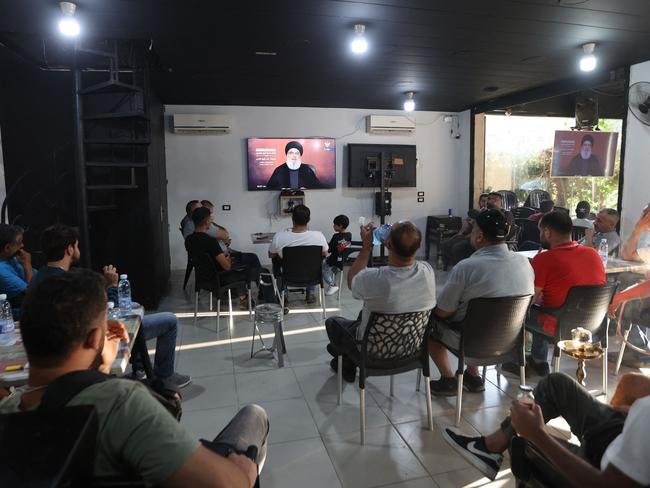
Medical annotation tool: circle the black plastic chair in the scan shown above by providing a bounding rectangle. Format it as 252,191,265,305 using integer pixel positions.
517,218,541,245
497,190,518,211
272,245,327,319
191,252,251,330
425,215,463,265
511,207,536,219
506,223,522,251
180,228,194,290
510,436,572,488
572,225,588,242
335,310,434,444
527,283,617,397
524,190,551,210
431,296,532,426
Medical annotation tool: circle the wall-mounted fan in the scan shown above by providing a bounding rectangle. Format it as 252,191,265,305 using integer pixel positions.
629,82,650,126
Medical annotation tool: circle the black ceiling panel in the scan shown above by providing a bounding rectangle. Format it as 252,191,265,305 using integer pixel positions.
1,0,649,111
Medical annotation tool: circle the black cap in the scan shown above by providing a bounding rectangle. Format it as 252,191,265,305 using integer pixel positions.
467,209,481,220
475,209,509,240
191,206,211,226
285,141,303,156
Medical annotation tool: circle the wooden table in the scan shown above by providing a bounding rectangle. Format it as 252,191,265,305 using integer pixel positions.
516,250,650,275
0,312,143,388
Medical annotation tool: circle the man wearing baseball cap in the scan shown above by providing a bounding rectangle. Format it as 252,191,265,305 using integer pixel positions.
265,140,323,190
428,209,535,396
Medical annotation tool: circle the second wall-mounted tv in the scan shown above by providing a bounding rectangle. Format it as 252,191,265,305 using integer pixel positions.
348,144,417,188
247,138,336,190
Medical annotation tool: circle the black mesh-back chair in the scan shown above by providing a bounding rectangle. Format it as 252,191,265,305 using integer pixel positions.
511,207,536,219
524,190,551,210
497,190,518,211
506,223,522,251
192,252,250,331
572,225,588,241
335,310,434,445
527,283,617,397
517,218,541,246
272,245,327,319
432,296,532,426
180,228,193,290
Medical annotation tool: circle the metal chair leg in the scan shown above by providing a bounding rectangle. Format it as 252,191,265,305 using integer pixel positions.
320,285,326,319
337,269,343,303
216,298,221,331
248,287,253,322
520,365,526,386
193,291,199,327
389,375,394,397
552,355,561,372
360,387,366,445
496,364,502,380
455,372,464,427
481,366,487,383
615,323,633,375
415,368,422,392
227,289,234,330
337,356,342,405
602,347,608,399
209,292,213,311
424,374,433,431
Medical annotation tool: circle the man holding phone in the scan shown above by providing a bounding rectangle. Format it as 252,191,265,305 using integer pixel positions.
0,223,33,312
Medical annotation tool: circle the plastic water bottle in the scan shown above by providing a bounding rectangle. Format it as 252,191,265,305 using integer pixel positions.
372,223,392,245
107,301,121,321
117,274,132,312
448,208,453,218
598,240,609,266
0,294,17,347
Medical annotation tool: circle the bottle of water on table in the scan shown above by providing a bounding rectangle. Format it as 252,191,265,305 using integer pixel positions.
0,294,17,347
118,274,132,313
598,240,608,266
107,301,121,321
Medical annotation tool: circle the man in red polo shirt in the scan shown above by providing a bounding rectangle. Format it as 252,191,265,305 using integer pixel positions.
527,211,605,376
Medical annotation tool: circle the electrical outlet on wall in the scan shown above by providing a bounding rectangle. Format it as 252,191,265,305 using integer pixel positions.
222,204,231,211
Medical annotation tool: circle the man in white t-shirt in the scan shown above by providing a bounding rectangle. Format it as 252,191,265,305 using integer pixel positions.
268,204,328,303
325,221,436,382
442,371,650,486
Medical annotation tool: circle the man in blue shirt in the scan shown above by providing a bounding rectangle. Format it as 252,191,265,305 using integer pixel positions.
0,224,33,311
32,224,191,388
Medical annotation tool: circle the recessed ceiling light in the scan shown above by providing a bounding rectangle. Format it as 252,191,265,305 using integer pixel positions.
403,92,415,112
351,24,368,54
58,2,80,37
255,51,277,56
580,42,597,72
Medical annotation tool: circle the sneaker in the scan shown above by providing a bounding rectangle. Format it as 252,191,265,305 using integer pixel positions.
325,286,339,296
442,429,503,481
326,343,340,357
430,376,458,396
463,370,485,393
128,369,146,381
500,361,525,377
167,373,192,389
305,293,316,304
329,358,356,383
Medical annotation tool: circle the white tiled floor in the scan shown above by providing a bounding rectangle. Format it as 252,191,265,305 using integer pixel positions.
146,267,642,488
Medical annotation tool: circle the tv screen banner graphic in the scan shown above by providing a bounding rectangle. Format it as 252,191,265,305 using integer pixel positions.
247,138,336,190
551,130,618,177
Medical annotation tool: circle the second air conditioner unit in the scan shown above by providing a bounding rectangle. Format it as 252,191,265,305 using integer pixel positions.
366,115,416,135
172,114,231,134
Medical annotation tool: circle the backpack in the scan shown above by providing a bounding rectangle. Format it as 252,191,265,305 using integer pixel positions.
40,370,183,421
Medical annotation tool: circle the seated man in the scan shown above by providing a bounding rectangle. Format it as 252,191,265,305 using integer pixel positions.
443,372,650,486
268,204,328,304
486,192,515,229
573,200,594,229
0,269,268,488
527,199,554,222
0,224,33,312
441,209,480,268
31,224,191,388
325,221,436,382
517,211,605,376
580,208,620,254
181,199,202,239
185,207,250,309
428,209,534,395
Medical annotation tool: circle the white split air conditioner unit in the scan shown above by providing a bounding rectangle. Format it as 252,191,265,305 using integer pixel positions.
366,114,416,135
172,114,231,134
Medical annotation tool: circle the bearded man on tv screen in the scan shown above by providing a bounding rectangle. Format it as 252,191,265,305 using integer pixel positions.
568,134,604,176
265,141,323,190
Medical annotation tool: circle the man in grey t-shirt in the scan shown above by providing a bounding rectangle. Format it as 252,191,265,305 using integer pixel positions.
429,209,534,395
580,208,620,254
325,222,436,383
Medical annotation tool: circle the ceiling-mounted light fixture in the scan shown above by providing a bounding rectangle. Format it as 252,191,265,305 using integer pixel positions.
504,108,513,116
579,42,597,72
403,91,415,112
351,24,368,54
58,2,80,37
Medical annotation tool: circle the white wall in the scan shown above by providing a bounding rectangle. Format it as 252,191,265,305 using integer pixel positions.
621,60,650,240
164,105,470,270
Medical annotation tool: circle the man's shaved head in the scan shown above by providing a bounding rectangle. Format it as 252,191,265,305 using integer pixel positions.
388,222,421,258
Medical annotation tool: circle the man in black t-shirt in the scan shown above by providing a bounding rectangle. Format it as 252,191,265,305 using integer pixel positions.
185,207,248,309
323,214,352,296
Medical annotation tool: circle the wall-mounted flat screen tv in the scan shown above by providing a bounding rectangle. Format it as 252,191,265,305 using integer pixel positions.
348,144,417,188
247,138,336,190
551,130,618,177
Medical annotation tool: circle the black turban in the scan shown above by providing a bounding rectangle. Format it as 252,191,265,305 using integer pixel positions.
285,141,303,156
